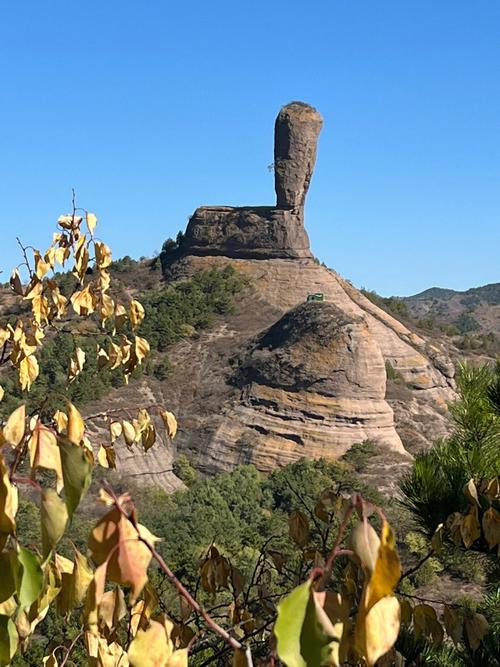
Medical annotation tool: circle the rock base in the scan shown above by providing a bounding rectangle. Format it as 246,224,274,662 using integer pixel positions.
180,206,312,260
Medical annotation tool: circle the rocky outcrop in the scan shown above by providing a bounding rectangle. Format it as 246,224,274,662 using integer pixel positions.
166,254,455,461
112,100,457,485
173,102,322,264
201,302,405,471
274,102,323,209
182,206,311,259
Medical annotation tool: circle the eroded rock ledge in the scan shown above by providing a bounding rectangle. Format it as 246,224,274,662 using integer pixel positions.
169,101,322,263
182,206,311,259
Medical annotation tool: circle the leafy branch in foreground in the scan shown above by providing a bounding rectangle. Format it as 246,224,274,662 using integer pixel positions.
0,204,497,666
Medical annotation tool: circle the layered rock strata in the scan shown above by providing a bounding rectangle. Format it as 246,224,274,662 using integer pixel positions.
201,302,405,471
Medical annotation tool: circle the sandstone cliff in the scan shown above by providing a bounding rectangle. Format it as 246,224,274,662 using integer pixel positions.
152,102,455,476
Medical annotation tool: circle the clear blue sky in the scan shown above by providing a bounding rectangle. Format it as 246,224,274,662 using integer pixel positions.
1,1,499,296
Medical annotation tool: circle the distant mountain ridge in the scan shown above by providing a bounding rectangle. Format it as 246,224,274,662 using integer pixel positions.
401,282,500,336
409,283,500,305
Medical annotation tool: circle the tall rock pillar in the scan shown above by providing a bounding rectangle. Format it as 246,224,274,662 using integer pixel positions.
274,102,323,210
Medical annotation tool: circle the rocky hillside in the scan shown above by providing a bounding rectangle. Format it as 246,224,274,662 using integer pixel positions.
402,283,500,335
83,102,457,488
1,101,465,492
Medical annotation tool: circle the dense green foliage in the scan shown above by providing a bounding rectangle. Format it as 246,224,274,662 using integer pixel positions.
0,267,245,418
138,266,246,352
135,458,381,583
399,361,500,666
400,362,500,534
361,289,410,319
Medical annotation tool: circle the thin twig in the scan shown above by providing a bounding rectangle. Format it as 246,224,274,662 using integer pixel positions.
398,550,435,584
59,628,84,667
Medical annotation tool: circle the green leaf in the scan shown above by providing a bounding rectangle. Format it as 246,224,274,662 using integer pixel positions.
0,553,16,605
0,615,17,666
17,547,43,608
41,489,69,557
274,580,334,667
58,437,92,517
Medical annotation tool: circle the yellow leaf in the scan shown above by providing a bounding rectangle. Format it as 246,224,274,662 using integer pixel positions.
89,509,158,604
109,422,122,443
130,300,145,330
447,512,464,546
28,421,63,492
141,424,156,452
57,550,94,616
54,245,70,266
413,604,443,646
44,246,57,269
485,477,499,502
53,410,68,434
42,650,58,666
114,304,128,332
86,212,98,234
95,241,112,269
57,214,76,228
70,286,95,316
10,268,24,296
99,294,115,326
122,421,137,447
288,511,310,547
0,387,4,402
465,612,489,650
0,456,18,535
444,605,463,645
161,411,177,439
167,649,188,667
3,405,26,446
49,285,67,318
365,521,401,611
23,277,43,300
32,294,50,324
98,587,127,631
99,268,111,293
68,347,86,383
97,638,130,666
482,507,500,551
97,445,116,469
130,585,159,637
356,595,400,667
128,620,173,667
350,521,380,574
134,336,150,363
463,479,480,507
461,507,481,548
67,402,84,445
19,354,39,391
108,341,122,370
34,251,51,279
41,488,68,557
73,240,89,282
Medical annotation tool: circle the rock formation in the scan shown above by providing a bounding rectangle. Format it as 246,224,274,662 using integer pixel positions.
274,102,323,209
175,102,322,262
129,101,457,482
0,101,461,494
203,302,405,471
